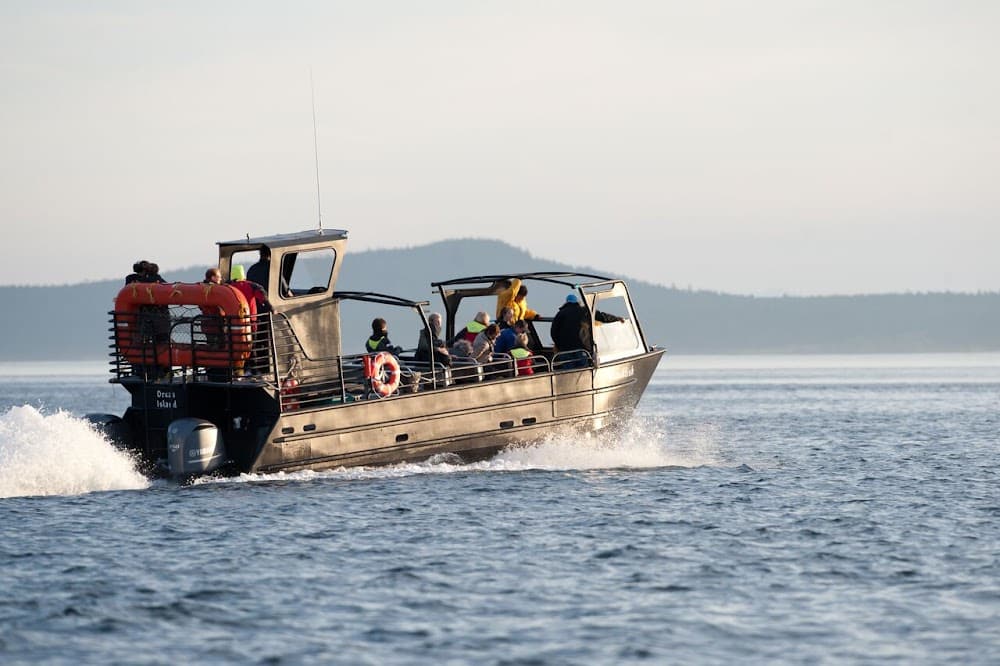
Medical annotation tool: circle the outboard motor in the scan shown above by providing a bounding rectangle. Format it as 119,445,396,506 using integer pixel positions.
167,418,227,478
85,413,134,449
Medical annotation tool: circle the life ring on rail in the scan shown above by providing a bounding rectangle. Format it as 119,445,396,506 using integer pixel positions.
113,282,253,369
366,352,401,398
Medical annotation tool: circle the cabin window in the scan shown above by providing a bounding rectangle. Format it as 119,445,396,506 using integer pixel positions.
280,248,337,298
588,284,644,363
229,250,265,283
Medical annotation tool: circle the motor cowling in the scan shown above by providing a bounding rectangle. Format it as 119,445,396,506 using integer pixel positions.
167,418,227,478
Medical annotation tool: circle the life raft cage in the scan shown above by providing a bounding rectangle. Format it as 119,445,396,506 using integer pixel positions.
113,282,253,369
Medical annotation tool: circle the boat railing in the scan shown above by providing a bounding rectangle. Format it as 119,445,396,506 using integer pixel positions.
551,349,594,371
109,306,258,382
109,307,582,409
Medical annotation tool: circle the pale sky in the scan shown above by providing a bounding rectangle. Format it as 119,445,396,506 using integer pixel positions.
1,1,997,295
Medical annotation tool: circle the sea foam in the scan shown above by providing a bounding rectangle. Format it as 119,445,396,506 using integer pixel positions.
0,405,150,499
197,414,721,487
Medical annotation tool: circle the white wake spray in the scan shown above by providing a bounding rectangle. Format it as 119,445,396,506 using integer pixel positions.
0,406,150,499
486,415,723,471
198,414,722,487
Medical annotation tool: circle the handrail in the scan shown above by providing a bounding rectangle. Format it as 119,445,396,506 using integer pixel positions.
108,308,595,410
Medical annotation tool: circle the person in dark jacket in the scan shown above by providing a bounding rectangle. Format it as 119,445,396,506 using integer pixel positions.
125,260,148,284
551,293,625,369
550,294,590,369
367,318,403,355
126,259,167,284
415,313,451,366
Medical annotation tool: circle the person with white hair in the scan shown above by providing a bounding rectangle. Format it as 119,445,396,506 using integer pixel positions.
416,312,451,366
452,310,490,345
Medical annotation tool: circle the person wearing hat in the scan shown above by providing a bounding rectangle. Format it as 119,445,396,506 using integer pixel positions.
229,264,270,374
229,264,268,318
550,293,591,369
366,317,403,356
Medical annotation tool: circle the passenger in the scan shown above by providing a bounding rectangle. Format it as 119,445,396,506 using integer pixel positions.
125,260,148,284
471,323,500,364
494,319,528,357
366,318,403,355
416,313,451,367
132,261,169,358
137,261,166,284
199,267,224,346
550,293,590,369
550,293,625,369
230,264,271,375
452,311,490,345
229,264,268,318
510,332,534,375
449,338,474,360
495,278,539,322
497,306,515,330
246,249,270,292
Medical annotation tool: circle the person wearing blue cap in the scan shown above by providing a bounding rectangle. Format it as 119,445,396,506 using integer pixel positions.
550,293,625,369
550,293,589,369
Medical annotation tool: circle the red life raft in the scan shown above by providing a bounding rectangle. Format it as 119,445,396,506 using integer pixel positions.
113,282,253,369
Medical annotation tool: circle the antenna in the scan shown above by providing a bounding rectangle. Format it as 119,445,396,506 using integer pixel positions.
310,67,323,232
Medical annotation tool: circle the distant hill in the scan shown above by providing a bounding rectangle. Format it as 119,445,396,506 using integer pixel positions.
1,239,998,360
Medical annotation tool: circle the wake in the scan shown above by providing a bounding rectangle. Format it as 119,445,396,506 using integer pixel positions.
0,405,150,499
198,415,723,487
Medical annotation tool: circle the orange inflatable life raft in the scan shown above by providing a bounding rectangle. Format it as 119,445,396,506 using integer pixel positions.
113,282,253,369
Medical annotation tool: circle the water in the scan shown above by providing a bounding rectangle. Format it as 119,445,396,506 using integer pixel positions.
1,354,998,664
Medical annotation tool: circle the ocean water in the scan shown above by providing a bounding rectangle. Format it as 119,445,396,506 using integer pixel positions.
1,354,998,664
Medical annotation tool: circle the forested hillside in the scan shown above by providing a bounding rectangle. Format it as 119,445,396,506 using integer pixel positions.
1,239,997,360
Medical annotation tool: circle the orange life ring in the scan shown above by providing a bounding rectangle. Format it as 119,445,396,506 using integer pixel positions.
368,352,401,398
113,282,253,369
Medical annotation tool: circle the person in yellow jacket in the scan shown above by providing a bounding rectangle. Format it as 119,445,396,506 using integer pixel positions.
495,278,540,322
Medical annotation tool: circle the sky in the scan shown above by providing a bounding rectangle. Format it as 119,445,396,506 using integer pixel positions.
1,1,998,295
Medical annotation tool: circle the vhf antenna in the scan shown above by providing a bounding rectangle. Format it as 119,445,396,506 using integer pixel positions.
310,66,323,232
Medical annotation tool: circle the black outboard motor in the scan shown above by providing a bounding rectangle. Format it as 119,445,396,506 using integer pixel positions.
167,418,227,478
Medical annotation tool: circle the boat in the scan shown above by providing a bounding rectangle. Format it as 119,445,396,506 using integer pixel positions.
87,229,665,479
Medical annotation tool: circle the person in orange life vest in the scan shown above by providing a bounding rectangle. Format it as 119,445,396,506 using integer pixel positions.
453,311,490,345
495,278,539,322
366,318,403,356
